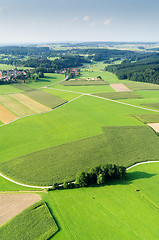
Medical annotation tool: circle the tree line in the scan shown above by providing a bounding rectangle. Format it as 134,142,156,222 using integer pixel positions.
106,55,159,85
49,164,126,191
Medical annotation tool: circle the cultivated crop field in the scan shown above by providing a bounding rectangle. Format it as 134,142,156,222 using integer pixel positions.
61,79,108,86
0,193,41,226
0,200,58,240
25,89,67,108
93,91,141,100
1,62,159,239
1,126,159,185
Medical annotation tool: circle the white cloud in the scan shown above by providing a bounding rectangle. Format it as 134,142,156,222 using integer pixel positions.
104,18,112,26
83,16,90,21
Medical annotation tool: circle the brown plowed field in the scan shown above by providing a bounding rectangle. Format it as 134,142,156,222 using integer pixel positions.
12,93,50,113
0,193,41,226
0,104,17,124
110,83,131,92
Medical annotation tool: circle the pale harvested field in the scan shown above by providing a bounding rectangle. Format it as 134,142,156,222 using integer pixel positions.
0,95,35,117
0,193,41,226
12,93,50,113
0,104,17,123
147,123,159,133
110,83,131,92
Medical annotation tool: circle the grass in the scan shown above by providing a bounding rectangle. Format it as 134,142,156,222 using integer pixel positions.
61,80,108,86
118,90,159,109
127,162,159,208
50,83,115,93
0,95,150,165
124,81,159,90
0,175,38,191
0,64,15,70
133,114,159,123
0,85,22,94
24,89,67,108
12,83,34,91
93,91,142,100
141,103,159,110
0,200,58,240
41,170,159,240
43,88,81,101
2,126,159,185
27,73,65,89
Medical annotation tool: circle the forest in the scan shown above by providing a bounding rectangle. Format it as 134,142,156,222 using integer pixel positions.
106,55,159,84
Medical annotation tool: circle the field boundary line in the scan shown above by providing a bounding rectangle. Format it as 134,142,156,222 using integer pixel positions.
48,87,159,113
0,172,52,189
1,161,159,189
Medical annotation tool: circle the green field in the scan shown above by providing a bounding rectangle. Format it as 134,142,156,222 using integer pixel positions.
61,80,108,86
0,95,152,165
1,126,159,185
51,83,115,93
0,175,38,191
0,64,15,70
40,163,159,240
127,162,159,208
0,85,22,94
124,81,159,90
1,61,159,239
24,89,67,108
13,83,34,91
0,200,58,240
133,114,159,123
94,91,142,100
43,88,82,101
141,103,159,110
27,73,65,89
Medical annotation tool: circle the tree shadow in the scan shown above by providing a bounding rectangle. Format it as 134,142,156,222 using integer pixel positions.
126,171,156,184
89,171,156,188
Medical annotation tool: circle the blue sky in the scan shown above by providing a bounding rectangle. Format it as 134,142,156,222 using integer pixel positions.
0,0,158,43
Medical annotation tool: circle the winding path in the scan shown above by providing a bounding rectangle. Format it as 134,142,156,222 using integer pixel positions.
1,161,159,189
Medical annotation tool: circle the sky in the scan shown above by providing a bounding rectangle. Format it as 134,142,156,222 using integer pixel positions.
0,0,158,44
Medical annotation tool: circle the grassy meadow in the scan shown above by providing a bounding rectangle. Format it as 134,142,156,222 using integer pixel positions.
41,163,159,240
127,162,159,208
27,73,65,89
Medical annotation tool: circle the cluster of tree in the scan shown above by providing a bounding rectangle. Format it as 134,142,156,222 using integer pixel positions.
106,56,159,85
0,46,51,57
75,164,126,187
23,55,90,72
48,164,126,191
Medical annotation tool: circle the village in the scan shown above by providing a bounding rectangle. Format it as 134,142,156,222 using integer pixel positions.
0,69,32,83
